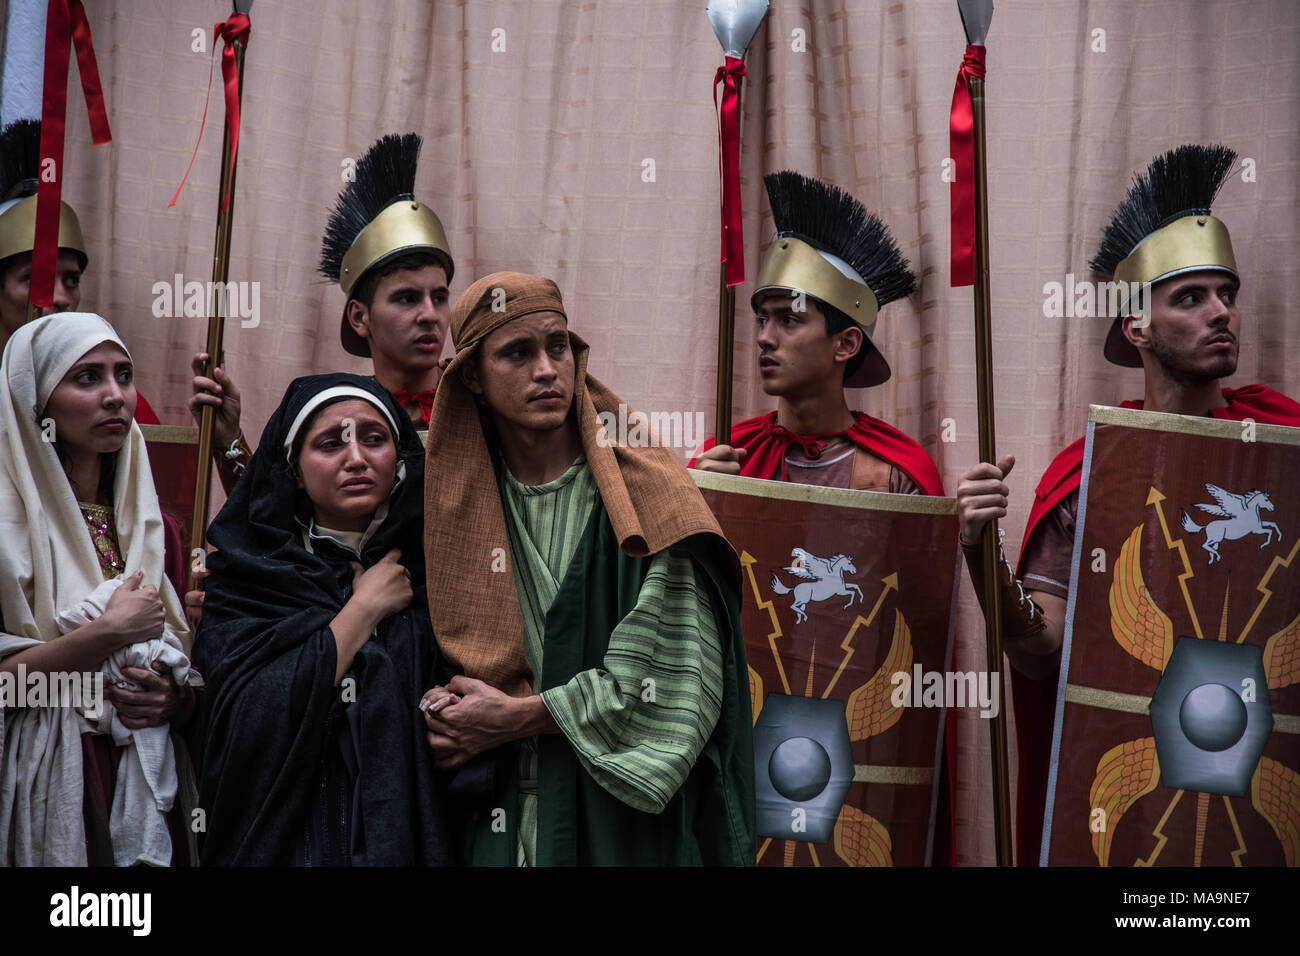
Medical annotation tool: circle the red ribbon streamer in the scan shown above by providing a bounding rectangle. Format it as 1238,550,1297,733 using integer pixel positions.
31,0,111,308
169,13,251,209
949,44,986,288
713,55,747,287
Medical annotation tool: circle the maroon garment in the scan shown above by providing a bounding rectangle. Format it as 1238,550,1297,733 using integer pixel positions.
161,512,187,600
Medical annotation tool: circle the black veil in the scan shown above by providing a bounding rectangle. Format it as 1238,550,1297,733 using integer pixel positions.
193,373,453,865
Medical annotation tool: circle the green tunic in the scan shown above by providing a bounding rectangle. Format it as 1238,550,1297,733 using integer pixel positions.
469,455,755,865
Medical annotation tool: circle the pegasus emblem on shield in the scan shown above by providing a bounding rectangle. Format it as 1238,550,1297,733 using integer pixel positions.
1179,484,1283,565
769,547,864,624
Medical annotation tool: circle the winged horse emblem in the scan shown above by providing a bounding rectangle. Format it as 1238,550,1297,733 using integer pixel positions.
769,547,863,624
1179,484,1282,565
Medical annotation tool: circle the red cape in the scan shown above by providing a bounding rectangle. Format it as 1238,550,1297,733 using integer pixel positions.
135,391,160,426
1013,384,1300,866
690,410,945,497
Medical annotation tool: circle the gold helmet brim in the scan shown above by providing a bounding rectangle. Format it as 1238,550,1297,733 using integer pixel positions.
751,236,890,387
0,196,88,269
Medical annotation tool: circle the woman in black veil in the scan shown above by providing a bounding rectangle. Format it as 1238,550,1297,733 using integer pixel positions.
193,372,454,865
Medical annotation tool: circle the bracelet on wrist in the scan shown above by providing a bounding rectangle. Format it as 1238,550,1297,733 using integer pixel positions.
217,431,251,475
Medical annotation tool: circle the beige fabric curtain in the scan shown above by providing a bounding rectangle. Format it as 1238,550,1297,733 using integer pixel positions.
19,0,1300,864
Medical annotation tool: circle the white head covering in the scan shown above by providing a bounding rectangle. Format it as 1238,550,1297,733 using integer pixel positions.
0,312,189,865
0,312,186,644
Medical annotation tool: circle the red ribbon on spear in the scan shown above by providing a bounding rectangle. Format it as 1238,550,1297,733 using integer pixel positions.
170,12,251,209
30,0,111,309
949,44,986,288
706,1,768,443
713,55,747,287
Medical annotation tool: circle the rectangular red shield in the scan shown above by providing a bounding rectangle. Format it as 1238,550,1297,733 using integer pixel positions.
692,471,961,866
1042,406,1300,866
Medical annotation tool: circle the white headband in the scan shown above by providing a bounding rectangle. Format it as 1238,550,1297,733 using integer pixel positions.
282,386,401,463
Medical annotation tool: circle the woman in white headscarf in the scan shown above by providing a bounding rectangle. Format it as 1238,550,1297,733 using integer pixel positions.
0,312,198,866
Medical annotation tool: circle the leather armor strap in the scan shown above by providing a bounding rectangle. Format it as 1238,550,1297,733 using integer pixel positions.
961,528,1047,642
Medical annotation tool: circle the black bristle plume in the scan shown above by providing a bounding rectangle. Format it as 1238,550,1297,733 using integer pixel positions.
764,170,916,306
0,119,43,202
318,132,422,281
1089,144,1237,275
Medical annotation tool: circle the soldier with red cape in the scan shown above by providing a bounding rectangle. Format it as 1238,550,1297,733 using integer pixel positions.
955,144,1300,865
691,171,942,497
690,171,955,864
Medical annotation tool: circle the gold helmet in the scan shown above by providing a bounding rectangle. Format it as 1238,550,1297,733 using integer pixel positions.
1090,145,1238,367
752,172,915,387
0,119,87,269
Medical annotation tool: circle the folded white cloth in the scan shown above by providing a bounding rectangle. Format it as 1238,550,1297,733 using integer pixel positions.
56,578,190,867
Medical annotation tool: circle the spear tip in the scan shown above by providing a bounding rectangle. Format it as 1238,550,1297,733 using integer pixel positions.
706,0,770,59
957,0,993,45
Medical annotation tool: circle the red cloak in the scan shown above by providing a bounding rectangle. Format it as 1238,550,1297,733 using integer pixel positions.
690,410,946,497
135,392,160,426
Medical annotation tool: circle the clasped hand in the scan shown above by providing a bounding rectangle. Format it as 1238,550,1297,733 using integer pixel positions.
421,675,518,771
107,661,194,730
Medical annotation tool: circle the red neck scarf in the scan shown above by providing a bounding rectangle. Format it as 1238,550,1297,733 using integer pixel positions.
390,388,436,427
691,410,945,496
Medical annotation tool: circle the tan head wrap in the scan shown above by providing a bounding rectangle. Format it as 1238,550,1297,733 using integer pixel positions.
424,272,735,696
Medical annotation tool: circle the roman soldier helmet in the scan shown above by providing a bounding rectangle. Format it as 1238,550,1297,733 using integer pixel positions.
0,119,88,270
1091,144,1238,367
752,171,916,388
318,132,453,357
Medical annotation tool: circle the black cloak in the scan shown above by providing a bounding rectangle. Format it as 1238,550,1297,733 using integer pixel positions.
193,373,454,866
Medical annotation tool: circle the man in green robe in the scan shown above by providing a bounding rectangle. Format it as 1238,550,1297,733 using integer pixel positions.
420,271,755,866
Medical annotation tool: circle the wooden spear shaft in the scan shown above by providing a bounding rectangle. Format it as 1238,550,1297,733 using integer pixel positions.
714,260,737,443
969,71,1014,866
188,40,247,589
714,85,740,444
